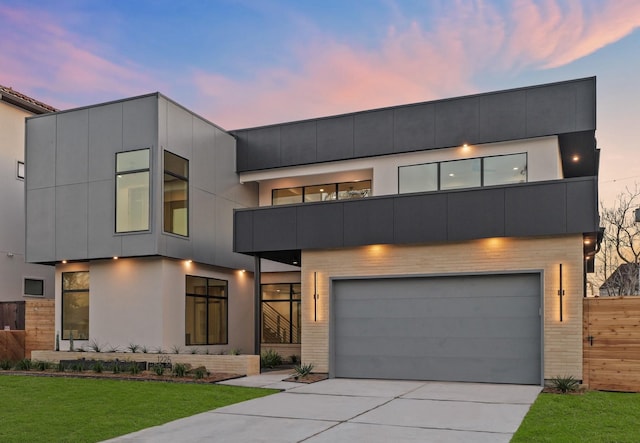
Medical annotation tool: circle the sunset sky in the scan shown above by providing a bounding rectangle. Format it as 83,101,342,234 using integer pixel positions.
1,0,639,207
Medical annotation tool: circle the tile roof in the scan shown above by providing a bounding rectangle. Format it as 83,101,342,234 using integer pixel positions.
0,84,57,114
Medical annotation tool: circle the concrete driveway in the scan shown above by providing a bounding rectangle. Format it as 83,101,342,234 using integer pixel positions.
105,374,541,442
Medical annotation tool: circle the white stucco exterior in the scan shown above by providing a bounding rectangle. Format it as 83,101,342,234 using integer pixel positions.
240,136,563,207
0,98,54,302
54,257,255,352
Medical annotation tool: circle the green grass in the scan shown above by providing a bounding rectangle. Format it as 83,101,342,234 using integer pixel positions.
0,375,276,443
512,391,640,442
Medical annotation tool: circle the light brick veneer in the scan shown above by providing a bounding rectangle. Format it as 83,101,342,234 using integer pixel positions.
301,235,584,380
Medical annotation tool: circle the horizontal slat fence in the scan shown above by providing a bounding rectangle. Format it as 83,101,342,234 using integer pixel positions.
0,331,25,361
0,302,25,330
25,300,55,358
584,297,640,392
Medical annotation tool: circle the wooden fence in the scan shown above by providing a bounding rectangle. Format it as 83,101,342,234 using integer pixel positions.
0,331,25,360
0,300,54,360
0,301,26,330
583,297,640,392
25,300,55,358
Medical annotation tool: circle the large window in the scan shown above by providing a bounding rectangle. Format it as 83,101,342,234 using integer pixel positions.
272,180,371,206
398,162,438,194
62,271,89,340
164,151,189,236
440,158,481,190
116,149,150,232
483,153,527,186
185,276,227,345
261,283,301,344
399,153,527,194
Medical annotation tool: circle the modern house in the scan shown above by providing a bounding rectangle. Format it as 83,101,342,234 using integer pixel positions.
25,77,600,385
0,85,55,310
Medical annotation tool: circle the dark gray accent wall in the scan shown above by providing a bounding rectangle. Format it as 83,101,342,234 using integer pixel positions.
234,177,599,255
233,77,597,176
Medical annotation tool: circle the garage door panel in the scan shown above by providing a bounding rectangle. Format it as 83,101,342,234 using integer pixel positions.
333,274,541,384
336,295,540,318
338,336,539,360
336,355,539,384
337,316,540,339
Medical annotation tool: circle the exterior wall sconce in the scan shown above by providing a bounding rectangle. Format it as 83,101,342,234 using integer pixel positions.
558,263,565,322
313,271,319,322
635,208,640,223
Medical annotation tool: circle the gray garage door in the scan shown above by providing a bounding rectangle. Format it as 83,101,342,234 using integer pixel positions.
332,273,541,384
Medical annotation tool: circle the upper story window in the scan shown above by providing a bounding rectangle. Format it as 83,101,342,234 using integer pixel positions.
163,151,189,236
399,153,527,194
17,161,25,180
272,180,371,206
116,149,150,233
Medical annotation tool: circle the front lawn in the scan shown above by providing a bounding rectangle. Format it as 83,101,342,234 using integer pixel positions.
512,391,640,442
0,375,276,443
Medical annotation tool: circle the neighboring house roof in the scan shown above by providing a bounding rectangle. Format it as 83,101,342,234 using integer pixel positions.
0,84,57,114
600,263,640,296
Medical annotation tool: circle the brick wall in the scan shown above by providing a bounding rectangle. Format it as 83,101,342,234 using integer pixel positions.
300,235,584,380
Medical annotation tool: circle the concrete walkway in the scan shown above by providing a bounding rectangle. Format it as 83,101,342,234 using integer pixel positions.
105,371,541,442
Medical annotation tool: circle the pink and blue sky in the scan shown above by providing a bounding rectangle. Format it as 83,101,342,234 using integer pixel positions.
1,0,639,206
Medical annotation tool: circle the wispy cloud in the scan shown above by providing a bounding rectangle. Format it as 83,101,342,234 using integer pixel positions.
0,5,160,109
195,0,640,128
1,1,638,125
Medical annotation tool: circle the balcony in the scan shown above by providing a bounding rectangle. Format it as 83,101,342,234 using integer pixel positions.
234,177,599,263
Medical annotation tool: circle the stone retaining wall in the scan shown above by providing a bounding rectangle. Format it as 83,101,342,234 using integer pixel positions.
31,351,260,375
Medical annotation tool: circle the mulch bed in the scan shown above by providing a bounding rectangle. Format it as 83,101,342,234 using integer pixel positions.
541,387,586,395
283,373,328,384
0,370,243,384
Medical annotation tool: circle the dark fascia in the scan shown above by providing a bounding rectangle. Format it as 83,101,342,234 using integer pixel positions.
230,77,598,177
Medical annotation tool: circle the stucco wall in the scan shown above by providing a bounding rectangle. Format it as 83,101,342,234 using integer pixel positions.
0,100,54,301
55,257,255,354
300,235,584,380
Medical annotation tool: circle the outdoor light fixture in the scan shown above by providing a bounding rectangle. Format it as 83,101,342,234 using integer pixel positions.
558,263,565,322
313,271,319,322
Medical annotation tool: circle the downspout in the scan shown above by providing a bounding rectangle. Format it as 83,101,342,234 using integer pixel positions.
254,254,261,356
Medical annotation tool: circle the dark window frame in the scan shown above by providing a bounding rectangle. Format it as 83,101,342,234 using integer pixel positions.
185,275,228,345
261,283,301,344
163,150,189,237
17,161,25,180
272,180,371,205
61,271,89,340
115,148,151,233
23,278,44,297
398,152,528,194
